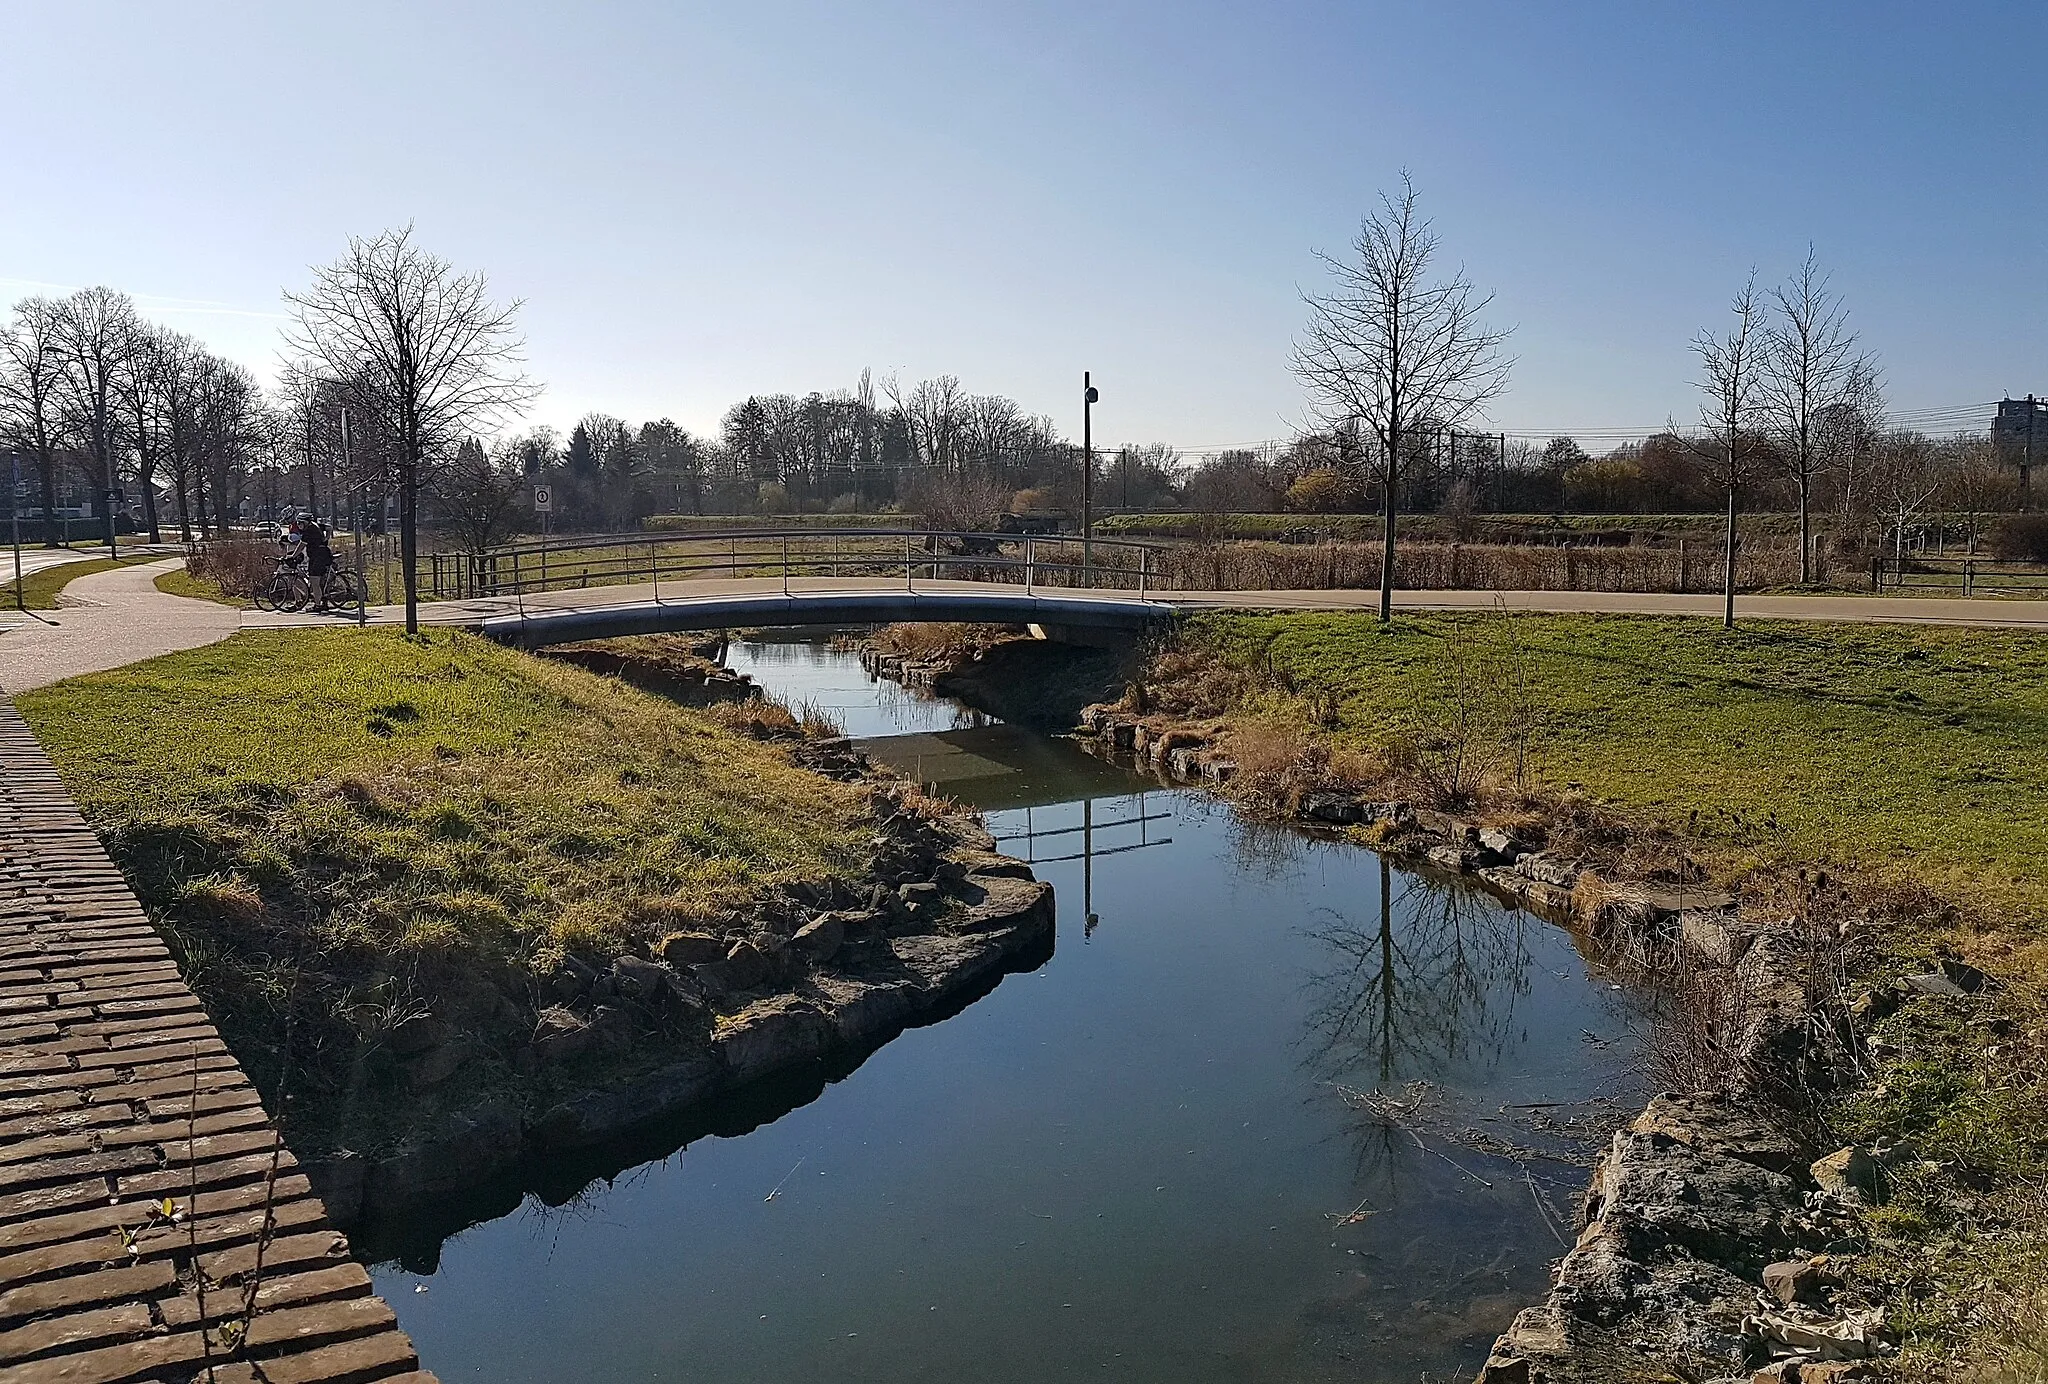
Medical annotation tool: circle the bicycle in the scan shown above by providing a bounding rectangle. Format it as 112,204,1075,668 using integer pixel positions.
252,558,362,613
252,557,312,613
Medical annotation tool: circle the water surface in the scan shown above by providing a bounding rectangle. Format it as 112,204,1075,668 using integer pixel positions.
372,632,1644,1382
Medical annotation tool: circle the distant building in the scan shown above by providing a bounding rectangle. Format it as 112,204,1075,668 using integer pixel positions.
1994,397,2048,460
1994,397,2047,501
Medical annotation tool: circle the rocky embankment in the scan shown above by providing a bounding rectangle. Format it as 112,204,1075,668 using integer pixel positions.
308,739,1053,1232
1073,705,1904,1384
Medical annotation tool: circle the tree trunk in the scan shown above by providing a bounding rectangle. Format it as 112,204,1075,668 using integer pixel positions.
173,472,192,544
401,435,420,636
33,448,57,547
140,466,161,545
1797,469,1811,585
1722,463,1737,630
1378,431,1397,623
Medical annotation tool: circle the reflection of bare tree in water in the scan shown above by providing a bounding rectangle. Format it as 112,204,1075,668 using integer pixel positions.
1224,814,1324,883
1302,859,1534,1089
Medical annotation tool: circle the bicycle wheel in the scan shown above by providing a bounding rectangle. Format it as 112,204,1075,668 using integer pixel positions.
252,579,278,614
277,572,312,613
325,568,365,608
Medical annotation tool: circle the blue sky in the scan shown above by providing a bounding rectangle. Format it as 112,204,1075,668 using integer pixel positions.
2,1,2041,449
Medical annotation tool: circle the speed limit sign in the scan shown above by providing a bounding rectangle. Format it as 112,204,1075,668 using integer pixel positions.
532,484,553,513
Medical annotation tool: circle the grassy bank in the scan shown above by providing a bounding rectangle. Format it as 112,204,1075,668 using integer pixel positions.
6,553,158,608
1174,611,2048,940
1143,610,2048,1376
16,628,871,1150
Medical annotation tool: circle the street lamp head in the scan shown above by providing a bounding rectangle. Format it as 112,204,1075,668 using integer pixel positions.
1084,386,1099,405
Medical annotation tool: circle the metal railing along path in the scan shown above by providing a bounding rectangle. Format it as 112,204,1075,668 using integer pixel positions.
421,527,1169,603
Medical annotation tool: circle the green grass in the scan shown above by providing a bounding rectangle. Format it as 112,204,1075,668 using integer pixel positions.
153,567,245,606
1180,611,2048,935
4,553,158,608
16,629,871,1146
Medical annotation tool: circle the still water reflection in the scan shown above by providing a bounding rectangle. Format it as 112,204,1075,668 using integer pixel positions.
371,633,1644,1383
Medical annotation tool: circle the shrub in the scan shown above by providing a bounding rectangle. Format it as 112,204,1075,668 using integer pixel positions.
186,538,277,598
1285,468,1362,513
1993,513,2048,564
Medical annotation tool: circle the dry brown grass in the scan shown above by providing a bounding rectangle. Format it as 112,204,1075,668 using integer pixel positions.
1148,537,1803,594
186,537,278,598
866,621,988,659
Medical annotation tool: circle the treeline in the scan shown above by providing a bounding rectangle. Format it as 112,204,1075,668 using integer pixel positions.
492,370,1181,536
1185,412,2022,553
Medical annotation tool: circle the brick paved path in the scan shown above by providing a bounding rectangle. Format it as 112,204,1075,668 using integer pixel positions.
0,704,435,1384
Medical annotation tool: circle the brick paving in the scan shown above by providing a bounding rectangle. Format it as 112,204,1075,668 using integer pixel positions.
0,703,435,1384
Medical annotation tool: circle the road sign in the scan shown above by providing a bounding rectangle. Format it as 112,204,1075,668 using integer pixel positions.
532,484,553,514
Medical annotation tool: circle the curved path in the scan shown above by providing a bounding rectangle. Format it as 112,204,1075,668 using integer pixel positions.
0,559,237,695
12,566,2048,694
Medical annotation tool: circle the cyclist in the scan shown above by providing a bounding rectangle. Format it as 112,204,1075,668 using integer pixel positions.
300,515,336,608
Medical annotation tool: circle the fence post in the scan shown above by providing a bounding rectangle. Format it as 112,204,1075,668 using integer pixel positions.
782,536,790,596
1025,537,1034,593
651,540,661,603
1964,559,1974,597
905,535,913,591
1870,556,1881,592
1139,545,1149,597
1678,540,1687,594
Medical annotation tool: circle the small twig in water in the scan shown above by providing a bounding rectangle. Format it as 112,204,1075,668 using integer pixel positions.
1327,1195,1378,1226
1524,1168,1568,1249
764,1157,805,1202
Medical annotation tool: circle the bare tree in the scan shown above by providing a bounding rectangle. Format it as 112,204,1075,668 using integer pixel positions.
432,438,524,551
1869,430,1942,561
0,298,70,546
1940,435,2016,555
115,321,181,544
1761,249,1868,582
53,287,140,554
1293,172,1513,621
284,226,538,632
1691,274,1768,628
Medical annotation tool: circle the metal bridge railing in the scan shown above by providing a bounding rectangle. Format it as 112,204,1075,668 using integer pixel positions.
436,527,1169,602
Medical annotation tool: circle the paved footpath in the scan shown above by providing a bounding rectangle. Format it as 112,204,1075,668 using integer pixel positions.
0,705,436,1384
0,560,236,696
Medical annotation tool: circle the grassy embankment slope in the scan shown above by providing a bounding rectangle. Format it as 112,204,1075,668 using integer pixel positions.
16,628,870,1147
1173,610,2048,1370
6,553,159,608
1189,611,2048,933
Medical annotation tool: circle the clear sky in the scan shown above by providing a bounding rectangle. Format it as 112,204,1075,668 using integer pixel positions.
3,1,2042,450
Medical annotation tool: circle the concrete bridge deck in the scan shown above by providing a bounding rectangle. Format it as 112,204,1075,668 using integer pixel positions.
0,704,435,1384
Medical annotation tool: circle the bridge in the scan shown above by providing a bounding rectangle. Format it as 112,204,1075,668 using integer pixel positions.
473,582,1176,649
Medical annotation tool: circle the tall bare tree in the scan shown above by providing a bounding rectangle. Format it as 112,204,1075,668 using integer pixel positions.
0,298,70,545
1761,248,1867,582
53,287,140,554
1691,274,1768,629
1292,172,1513,621
285,226,537,632
115,321,180,544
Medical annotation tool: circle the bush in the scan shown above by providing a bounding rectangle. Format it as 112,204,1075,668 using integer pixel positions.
1285,468,1362,513
186,538,277,598
1993,514,2048,564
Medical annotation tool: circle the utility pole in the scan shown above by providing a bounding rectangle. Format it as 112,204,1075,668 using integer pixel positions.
1081,371,1098,580
9,454,22,613
2027,394,2038,512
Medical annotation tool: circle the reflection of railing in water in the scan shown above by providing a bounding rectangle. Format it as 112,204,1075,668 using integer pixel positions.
995,793,1174,936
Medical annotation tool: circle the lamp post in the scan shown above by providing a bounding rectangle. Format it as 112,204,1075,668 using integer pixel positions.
1081,372,1099,581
